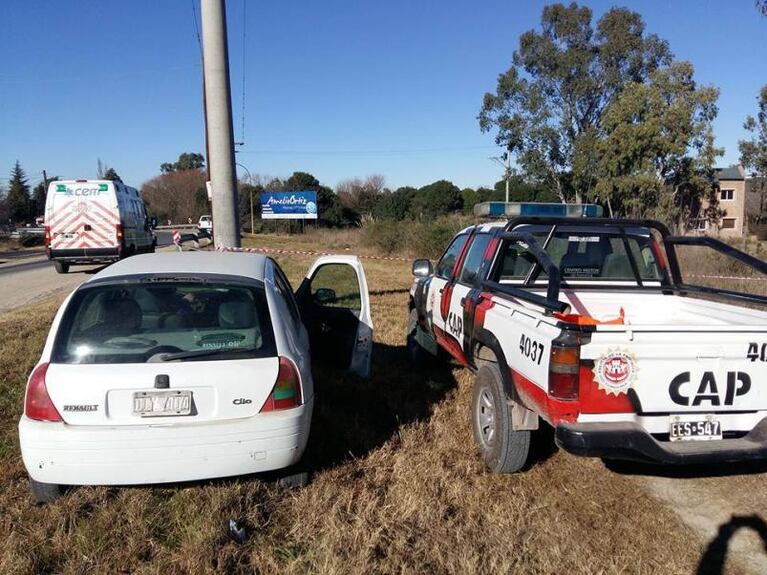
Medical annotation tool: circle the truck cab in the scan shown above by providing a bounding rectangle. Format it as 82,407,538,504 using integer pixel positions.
409,213,767,472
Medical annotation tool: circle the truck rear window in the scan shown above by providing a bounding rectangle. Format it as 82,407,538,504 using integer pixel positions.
497,230,663,282
52,281,276,364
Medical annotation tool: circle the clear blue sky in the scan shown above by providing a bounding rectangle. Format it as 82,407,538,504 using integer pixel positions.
1,0,765,192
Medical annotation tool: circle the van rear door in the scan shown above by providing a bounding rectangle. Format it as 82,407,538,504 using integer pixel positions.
46,181,119,252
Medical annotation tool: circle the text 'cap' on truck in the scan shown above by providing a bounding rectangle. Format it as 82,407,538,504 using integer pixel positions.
45,180,155,273
408,202,767,472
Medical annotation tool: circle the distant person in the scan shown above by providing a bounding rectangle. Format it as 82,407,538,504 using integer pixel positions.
188,217,193,225
167,219,172,226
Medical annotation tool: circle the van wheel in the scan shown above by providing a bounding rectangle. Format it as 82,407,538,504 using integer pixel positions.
472,363,530,473
53,261,69,274
29,478,63,504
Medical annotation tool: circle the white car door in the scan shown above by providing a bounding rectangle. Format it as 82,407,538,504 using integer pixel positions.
296,255,373,378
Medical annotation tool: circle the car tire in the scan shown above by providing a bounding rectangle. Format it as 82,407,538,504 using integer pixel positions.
407,308,432,366
29,478,63,504
53,261,69,274
472,363,530,473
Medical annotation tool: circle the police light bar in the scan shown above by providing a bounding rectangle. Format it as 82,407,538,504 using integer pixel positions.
473,202,603,219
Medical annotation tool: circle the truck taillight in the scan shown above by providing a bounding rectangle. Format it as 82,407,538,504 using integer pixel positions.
115,224,123,243
549,337,580,401
44,225,51,248
260,357,302,412
24,363,62,422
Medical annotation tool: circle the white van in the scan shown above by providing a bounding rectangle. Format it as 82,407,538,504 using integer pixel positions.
45,180,155,273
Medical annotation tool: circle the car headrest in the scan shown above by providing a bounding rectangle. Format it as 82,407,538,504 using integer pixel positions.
218,301,255,329
104,298,143,332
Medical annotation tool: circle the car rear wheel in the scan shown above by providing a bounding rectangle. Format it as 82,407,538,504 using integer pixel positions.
29,478,63,504
472,363,530,473
53,260,69,274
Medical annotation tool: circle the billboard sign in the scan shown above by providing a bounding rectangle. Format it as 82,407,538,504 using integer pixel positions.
261,191,318,220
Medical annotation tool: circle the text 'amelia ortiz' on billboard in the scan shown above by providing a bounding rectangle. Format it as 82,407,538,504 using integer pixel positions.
260,191,318,220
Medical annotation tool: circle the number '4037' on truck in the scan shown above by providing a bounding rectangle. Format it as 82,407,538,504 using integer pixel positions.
407,216,767,472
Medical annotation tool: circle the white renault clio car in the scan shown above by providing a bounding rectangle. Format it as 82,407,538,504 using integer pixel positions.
19,251,372,502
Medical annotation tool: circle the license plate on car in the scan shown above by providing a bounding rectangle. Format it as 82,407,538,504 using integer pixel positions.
669,414,722,442
132,390,192,417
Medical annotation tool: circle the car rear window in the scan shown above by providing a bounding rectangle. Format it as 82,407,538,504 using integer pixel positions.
496,229,663,282
52,280,276,364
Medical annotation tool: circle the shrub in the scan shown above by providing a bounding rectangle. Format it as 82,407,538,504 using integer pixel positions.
361,219,406,254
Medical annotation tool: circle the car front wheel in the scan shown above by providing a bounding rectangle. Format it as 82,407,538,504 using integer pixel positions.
29,478,63,504
472,363,530,473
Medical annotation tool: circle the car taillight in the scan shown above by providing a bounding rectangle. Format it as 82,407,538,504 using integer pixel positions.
24,363,62,422
44,225,51,248
549,337,580,401
260,357,302,412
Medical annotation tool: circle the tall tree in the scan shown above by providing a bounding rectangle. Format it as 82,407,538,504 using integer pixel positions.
594,62,722,229
412,180,463,217
740,85,767,227
103,168,122,182
31,176,58,217
479,3,671,202
160,152,206,173
6,161,31,223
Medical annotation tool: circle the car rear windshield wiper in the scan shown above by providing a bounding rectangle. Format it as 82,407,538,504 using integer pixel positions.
160,347,256,361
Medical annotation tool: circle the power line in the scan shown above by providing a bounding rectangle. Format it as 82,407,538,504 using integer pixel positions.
235,145,498,157
190,0,203,61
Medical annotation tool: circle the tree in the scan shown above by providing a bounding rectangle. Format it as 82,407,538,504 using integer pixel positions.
6,161,31,223
594,62,721,229
141,169,208,223
31,176,58,217
160,152,206,174
479,3,672,202
336,175,386,216
740,85,767,227
103,168,122,182
412,180,463,217
96,159,122,181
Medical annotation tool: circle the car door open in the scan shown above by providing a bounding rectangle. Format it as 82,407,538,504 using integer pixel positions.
296,256,373,378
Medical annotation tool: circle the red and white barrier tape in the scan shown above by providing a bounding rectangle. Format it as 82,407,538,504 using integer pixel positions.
216,245,412,262
215,246,767,281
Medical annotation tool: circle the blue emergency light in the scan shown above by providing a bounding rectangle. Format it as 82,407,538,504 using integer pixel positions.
473,202,603,219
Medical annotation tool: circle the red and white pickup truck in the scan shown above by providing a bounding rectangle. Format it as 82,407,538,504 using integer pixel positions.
408,216,767,472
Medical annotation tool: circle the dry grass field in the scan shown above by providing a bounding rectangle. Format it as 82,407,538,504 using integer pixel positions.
0,230,765,573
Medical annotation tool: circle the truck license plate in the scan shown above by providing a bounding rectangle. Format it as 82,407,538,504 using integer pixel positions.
669,415,722,442
133,390,192,417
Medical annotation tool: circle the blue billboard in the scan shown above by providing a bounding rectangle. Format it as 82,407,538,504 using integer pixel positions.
261,191,318,220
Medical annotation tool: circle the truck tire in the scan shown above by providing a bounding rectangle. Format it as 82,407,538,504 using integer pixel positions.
29,478,63,504
407,308,431,366
472,363,530,473
53,261,69,274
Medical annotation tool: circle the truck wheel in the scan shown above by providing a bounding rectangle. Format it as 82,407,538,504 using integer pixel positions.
53,261,69,274
407,308,431,366
472,364,530,473
29,478,63,504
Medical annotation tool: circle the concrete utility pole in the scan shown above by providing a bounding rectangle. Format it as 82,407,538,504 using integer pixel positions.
201,0,240,247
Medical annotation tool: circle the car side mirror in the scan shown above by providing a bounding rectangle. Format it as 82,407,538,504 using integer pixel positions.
412,259,433,277
314,287,337,305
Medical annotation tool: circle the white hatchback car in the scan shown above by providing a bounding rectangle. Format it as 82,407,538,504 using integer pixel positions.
19,251,372,502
